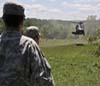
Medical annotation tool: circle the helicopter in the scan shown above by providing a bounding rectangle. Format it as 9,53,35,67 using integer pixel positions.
72,22,85,35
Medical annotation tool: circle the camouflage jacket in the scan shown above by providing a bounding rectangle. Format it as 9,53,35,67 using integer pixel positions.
0,31,54,86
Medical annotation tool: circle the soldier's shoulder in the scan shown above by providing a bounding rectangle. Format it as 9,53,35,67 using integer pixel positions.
21,35,37,45
0,34,1,40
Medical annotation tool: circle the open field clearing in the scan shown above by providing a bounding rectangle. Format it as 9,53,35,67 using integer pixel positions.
40,40,100,86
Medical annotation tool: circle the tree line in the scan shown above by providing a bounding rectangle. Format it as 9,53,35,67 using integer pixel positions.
0,15,100,40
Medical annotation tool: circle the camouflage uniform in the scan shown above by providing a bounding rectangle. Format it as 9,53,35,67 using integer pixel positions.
0,30,54,86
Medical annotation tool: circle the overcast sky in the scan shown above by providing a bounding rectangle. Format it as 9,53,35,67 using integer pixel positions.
0,0,100,20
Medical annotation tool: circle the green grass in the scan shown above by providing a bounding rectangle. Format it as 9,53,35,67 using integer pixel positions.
41,43,100,86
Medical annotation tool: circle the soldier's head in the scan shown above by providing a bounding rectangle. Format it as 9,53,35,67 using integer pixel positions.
26,26,41,45
2,2,25,31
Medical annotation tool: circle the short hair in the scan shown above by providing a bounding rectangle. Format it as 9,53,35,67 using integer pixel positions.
2,2,25,29
3,14,25,28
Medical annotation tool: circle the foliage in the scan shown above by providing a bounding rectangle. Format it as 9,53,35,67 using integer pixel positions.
96,26,100,39
24,18,74,39
85,15,99,36
0,16,100,40
87,35,97,43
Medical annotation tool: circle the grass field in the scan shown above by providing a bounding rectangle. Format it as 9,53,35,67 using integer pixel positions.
40,39,100,86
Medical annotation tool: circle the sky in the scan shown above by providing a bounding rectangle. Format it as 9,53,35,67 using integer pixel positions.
0,0,100,20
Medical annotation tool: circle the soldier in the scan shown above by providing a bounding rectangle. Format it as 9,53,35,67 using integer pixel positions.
26,26,41,45
72,22,85,35
0,2,54,86
75,22,85,35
